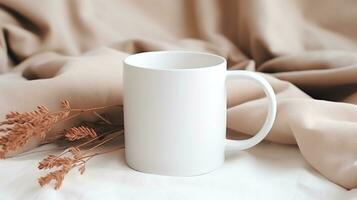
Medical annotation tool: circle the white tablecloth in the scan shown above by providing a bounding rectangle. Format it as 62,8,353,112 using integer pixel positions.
0,141,356,200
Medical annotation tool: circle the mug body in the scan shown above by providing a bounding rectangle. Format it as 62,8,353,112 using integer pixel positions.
123,51,226,176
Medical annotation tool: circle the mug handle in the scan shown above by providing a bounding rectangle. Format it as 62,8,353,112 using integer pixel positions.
226,70,277,150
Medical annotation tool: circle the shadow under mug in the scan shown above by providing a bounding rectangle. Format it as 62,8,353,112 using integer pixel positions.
123,51,277,176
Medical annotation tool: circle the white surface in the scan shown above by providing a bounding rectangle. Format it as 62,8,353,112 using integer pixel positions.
0,141,356,200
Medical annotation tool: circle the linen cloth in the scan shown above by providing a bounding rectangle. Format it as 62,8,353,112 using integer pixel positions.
0,0,356,194
1,141,357,200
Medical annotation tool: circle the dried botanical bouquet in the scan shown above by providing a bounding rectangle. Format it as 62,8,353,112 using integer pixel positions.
0,100,123,189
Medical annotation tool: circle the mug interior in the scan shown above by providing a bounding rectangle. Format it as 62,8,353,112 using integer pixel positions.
124,51,225,70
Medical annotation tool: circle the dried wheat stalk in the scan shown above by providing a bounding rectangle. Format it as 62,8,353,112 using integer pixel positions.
38,131,123,189
0,100,71,158
0,100,123,189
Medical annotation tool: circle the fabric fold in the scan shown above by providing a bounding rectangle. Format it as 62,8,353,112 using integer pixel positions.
0,0,356,189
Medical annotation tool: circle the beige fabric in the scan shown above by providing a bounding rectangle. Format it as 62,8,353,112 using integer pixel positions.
0,0,356,189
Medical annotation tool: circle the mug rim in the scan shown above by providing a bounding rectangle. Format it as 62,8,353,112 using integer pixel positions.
123,50,226,71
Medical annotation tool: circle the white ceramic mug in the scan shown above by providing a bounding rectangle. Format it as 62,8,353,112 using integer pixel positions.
123,51,277,176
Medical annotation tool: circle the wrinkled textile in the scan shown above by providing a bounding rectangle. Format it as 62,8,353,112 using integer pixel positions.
1,141,357,200
0,0,356,191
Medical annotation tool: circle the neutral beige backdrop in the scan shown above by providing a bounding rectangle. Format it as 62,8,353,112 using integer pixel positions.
0,0,356,189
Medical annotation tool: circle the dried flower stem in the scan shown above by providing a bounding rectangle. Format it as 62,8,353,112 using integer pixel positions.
0,100,122,158
81,131,123,155
38,128,123,189
93,111,112,125
77,145,125,162
54,129,123,159
0,99,124,190
76,129,123,148
70,104,121,112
